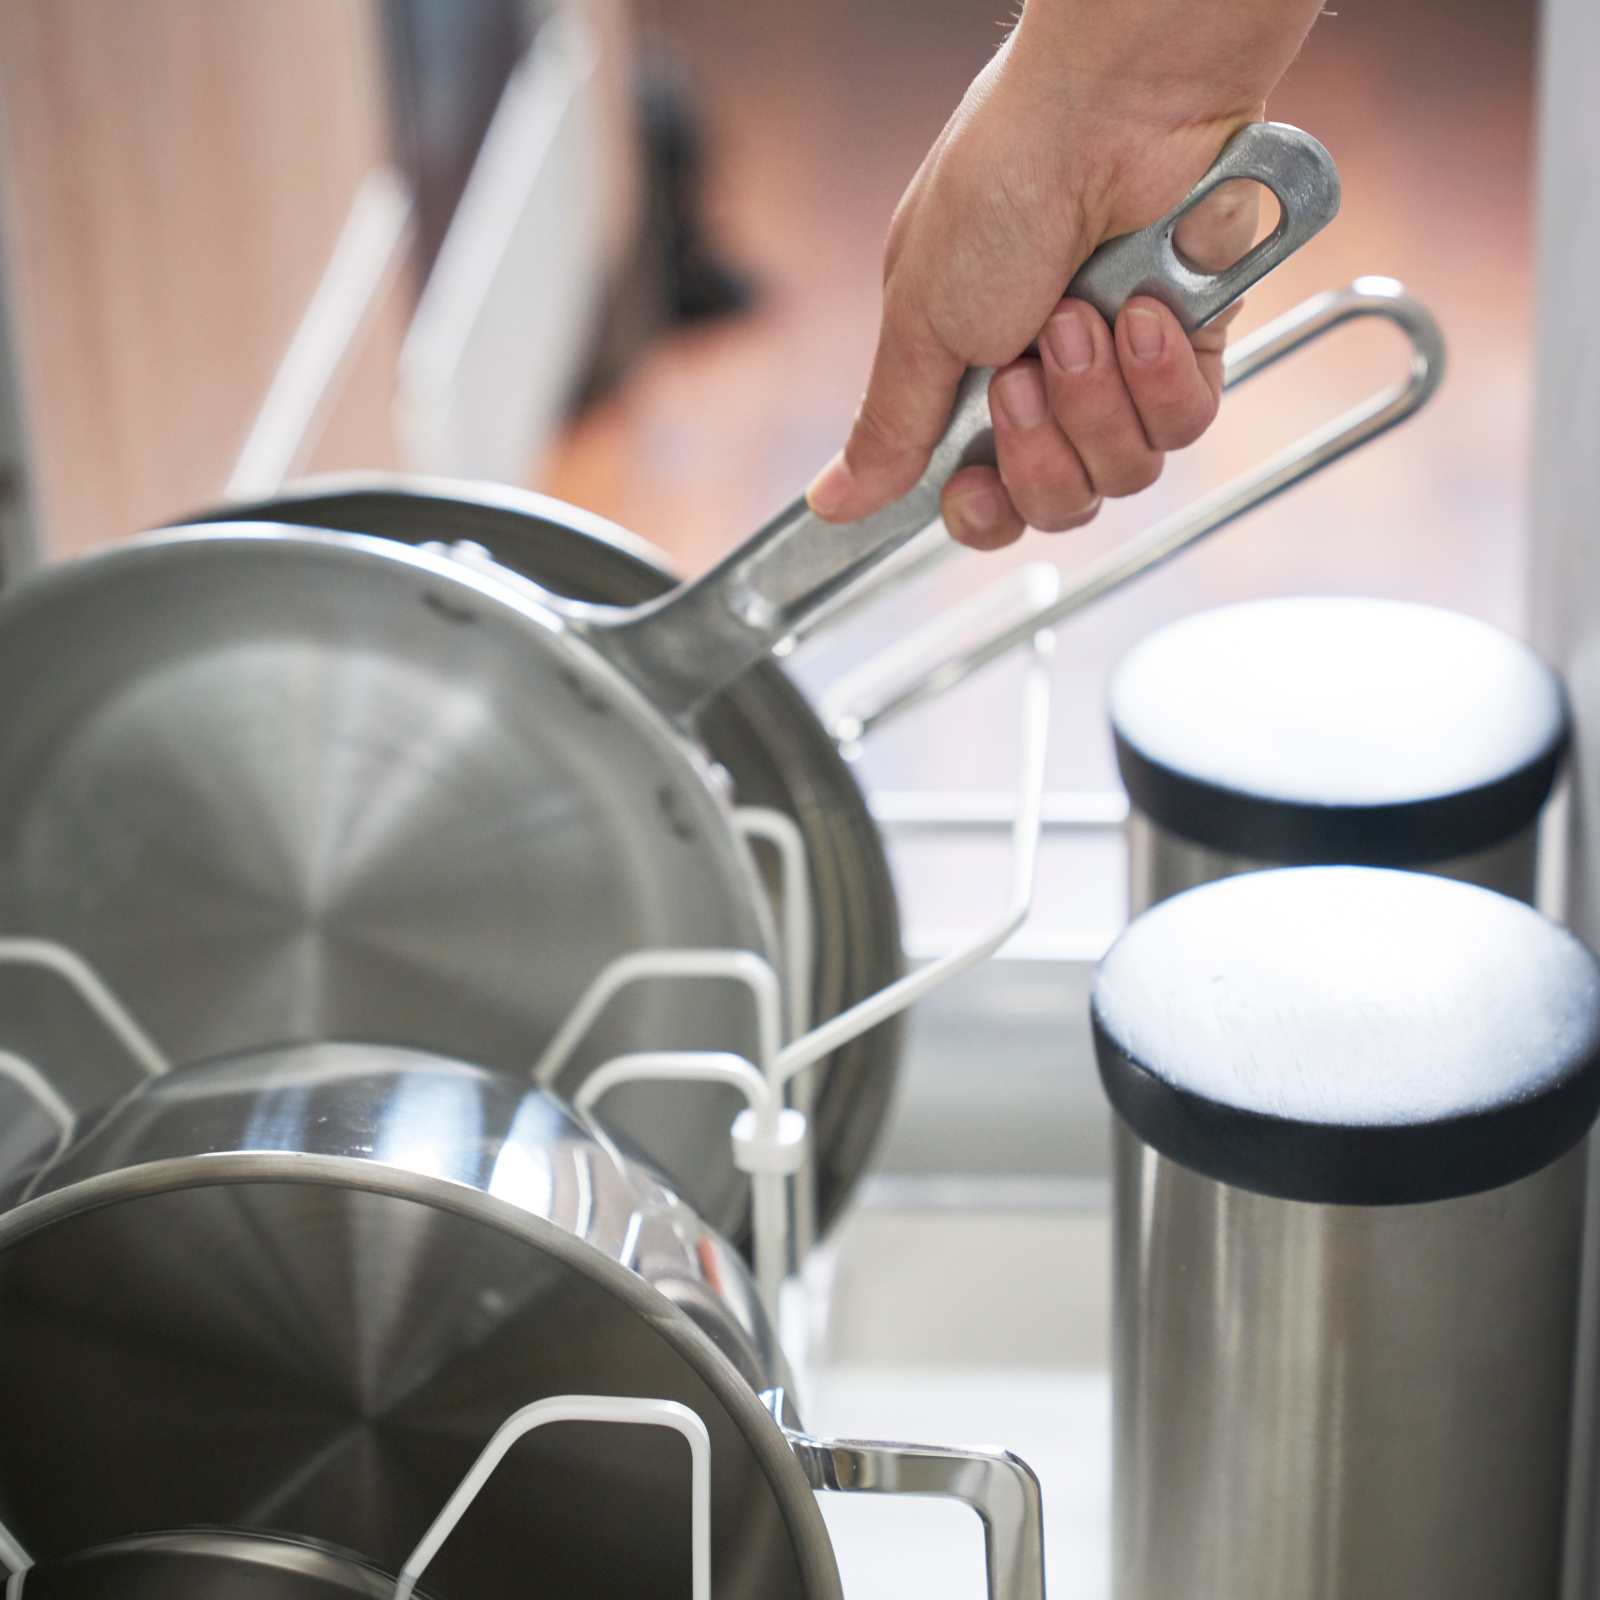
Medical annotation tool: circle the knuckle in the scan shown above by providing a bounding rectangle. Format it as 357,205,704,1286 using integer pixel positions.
999,449,1090,532
1149,390,1219,451
1029,506,1088,534
1037,497,1104,534
1015,477,1097,531
847,398,925,495
1099,453,1164,498
1049,378,1125,438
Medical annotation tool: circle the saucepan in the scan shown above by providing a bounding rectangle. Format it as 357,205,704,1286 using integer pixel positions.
0,125,1351,1246
0,1017,1045,1600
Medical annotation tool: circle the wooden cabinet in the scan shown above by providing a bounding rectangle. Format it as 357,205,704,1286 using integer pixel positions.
0,0,406,556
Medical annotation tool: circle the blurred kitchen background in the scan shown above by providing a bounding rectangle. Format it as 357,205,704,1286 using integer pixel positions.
0,0,1535,942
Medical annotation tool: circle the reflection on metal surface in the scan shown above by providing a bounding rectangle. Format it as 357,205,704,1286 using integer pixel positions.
11,1529,414,1600
1113,1125,1583,1599
1126,810,1541,912
769,1388,1048,1600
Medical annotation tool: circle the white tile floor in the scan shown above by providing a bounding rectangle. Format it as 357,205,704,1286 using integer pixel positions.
807,1207,1114,1600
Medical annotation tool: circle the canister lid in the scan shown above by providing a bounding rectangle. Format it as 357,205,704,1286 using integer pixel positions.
1092,867,1600,1204
1108,598,1569,864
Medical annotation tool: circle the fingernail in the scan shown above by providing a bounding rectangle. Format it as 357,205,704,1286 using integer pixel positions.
1046,307,1094,374
995,366,1047,429
1126,306,1164,361
950,488,1002,539
806,453,852,517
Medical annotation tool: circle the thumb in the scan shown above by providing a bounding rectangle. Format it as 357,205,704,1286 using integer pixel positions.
807,305,965,523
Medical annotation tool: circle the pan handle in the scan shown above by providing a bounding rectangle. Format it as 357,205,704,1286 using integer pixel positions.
764,1388,1047,1600
589,122,1339,721
817,277,1445,738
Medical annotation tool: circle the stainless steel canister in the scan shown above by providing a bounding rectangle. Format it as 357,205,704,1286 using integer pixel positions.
1092,867,1600,1600
1108,597,1570,910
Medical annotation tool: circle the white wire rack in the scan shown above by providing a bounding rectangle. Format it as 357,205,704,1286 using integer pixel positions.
534,628,1053,1327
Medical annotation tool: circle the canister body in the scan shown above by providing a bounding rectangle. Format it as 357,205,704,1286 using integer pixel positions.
1127,810,1539,913
1112,1121,1585,1600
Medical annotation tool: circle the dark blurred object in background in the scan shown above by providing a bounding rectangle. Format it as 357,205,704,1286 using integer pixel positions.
383,0,534,278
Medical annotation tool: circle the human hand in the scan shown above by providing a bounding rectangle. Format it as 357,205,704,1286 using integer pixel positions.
806,0,1323,549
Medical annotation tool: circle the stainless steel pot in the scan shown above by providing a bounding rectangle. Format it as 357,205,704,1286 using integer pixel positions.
0,1040,1044,1600
0,125,1336,1245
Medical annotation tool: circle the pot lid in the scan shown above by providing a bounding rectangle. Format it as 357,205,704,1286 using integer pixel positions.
1092,867,1600,1204
1109,597,1568,863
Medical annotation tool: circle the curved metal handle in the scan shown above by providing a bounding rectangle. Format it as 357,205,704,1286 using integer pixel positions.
830,275,1447,737
765,1389,1047,1600
591,122,1339,720
822,562,1061,745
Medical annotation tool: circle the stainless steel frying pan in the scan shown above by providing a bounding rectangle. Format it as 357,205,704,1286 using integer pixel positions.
0,123,1339,1238
180,476,911,1248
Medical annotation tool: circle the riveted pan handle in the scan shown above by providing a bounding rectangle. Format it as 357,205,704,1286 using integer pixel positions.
590,122,1339,721
764,1389,1048,1600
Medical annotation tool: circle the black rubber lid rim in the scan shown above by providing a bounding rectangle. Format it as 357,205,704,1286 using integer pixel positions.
1108,598,1571,864
1092,867,1600,1205
1114,722,1569,864
1095,1005,1600,1205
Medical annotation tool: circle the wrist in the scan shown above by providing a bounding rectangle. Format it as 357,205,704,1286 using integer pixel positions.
1004,0,1320,126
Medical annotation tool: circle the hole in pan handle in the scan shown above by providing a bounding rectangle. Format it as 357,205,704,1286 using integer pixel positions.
589,122,1339,722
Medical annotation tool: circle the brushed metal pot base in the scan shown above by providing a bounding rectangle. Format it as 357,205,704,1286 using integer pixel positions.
0,1168,829,1600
